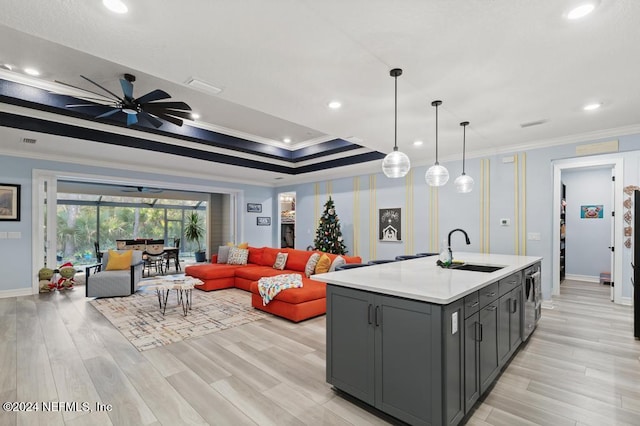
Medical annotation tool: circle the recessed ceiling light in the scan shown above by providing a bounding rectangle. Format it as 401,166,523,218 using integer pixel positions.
413,140,424,147
283,137,292,143
191,113,200,120
103,0,128,14
328,100,342,109
23,67,40,76
583,102,602,111
567,3,596,20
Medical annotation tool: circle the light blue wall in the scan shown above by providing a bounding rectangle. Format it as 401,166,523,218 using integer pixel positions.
0,153,275,294
0,156,32,294
562,168,612,278
283,134,640,301
3,132,640,300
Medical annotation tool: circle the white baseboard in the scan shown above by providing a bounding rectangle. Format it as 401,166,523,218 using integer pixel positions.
0,287,35,299
619,296,632,306
565,274,600,283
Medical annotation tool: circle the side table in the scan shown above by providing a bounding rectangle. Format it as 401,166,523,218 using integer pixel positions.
139,276,203,316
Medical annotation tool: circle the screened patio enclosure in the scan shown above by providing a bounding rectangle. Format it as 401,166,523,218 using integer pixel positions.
54,181,208,266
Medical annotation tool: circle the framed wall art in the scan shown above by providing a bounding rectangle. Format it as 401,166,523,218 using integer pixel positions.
379,207,401,242
0,184,20,221
247,203,262,213
580,204,603,219
257,217,271,226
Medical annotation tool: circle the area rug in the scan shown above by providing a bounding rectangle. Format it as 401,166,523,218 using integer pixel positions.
90,288,268,351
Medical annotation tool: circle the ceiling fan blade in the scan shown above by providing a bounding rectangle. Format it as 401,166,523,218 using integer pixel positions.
66,103,106,108
80,75,124,101
136,89,171,104
143,107,194,120
151,111,184,127
120,78,134,99
54,79,118,102
96,109,121,119
126,113,138,126
138,111,164,128
143,101,192,111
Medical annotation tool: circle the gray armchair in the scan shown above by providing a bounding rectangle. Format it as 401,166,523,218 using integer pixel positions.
85,250,144,298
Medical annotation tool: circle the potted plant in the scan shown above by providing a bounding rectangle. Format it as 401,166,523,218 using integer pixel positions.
185,212,206,262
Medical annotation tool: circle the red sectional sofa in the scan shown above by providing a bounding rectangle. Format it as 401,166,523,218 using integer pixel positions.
185,246,361,322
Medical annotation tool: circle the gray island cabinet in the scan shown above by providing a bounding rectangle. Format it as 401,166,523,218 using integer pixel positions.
314,252,542,426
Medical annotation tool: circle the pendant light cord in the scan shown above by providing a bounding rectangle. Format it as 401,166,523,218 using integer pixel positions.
462,123,466,174
435,103,439,164
394,74,398,151
460,121,469,175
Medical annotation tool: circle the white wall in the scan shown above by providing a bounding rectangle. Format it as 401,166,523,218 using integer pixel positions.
562,168,612,278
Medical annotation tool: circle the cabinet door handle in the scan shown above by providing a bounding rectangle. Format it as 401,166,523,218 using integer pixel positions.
487,305,497,311
375,306,381,326
367,304,373,324
486,292,496,297
469,301,479,308
479,323,483,342
511,299,518,314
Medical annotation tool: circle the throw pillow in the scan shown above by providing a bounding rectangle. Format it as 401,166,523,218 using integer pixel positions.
217,246,231,263
329,255,346,272
273,252,289,270
315,254,332,274
105,250,132,271
304,253,321,277
226,242,249,249
227,247,249,265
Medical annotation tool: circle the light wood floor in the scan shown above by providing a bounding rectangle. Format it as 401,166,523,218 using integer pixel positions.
0,280,638,425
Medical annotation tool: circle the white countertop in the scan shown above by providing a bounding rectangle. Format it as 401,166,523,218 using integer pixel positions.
312,252,542,304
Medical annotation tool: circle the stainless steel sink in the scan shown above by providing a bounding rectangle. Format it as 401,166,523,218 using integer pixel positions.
449,263,504,273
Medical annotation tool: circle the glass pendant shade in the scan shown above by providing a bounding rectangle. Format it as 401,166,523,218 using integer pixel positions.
455,121,473,193
382,148,411,178
382,68,410,178
454,173,474,193
426,100,448,186
425,164,449,186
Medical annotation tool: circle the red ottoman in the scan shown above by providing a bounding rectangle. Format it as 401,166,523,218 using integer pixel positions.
249,277,326,322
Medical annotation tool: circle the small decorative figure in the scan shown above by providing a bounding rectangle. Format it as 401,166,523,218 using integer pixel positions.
57,262,76,290
38,267,55,293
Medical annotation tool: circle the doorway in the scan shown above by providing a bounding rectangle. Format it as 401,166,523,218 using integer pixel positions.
279,192,296,248
552,155,623,304
31,169,242,294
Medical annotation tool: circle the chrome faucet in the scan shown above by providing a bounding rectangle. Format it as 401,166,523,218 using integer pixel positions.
447,228,471,261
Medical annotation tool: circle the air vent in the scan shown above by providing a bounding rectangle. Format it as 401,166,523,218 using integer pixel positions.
185,77,222,95
520,119,548,128
21,137,37,144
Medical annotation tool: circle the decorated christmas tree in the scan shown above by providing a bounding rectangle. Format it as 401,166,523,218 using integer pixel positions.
313,196,348,254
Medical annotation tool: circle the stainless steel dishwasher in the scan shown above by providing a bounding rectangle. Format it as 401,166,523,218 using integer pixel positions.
522,263,541,341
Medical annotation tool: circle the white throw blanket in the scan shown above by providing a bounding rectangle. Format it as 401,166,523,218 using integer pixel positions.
257,274,303,305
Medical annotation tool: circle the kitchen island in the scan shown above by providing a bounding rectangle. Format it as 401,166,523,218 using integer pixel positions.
313,252,542,426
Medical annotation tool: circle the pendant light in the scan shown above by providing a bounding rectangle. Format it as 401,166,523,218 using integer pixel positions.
454,121,474,193
381,68,411,178
425,100,449,186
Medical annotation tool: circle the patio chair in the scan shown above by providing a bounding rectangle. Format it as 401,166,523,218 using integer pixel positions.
165,237,181,272
143,242,165,277
85,250,144,298
93,241,103,262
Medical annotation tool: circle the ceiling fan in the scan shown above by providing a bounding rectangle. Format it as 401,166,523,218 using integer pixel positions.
121,186,164,194
61,74,193,128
